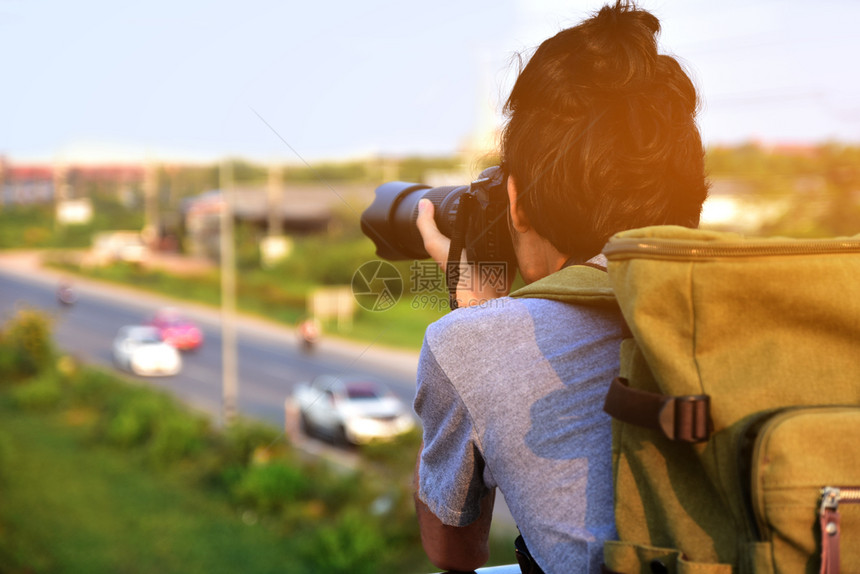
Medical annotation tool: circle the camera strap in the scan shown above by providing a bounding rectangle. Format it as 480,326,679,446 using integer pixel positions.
445,191,477,311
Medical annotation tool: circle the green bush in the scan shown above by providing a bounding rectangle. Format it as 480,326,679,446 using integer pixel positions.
198,420,288,490
307,465,367,512
65,367,118,408
0,428,13,483
232,461,311,513
147,413,208,465
0,529,53,574
106,407,151,447
105,392,172,447
295,509,388,574
0,345,19,378
220,419,284,466
267,236,377,286
11,373,63,410
0,308,55,380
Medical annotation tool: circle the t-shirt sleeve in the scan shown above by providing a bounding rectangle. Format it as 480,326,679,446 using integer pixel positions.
414,340,492,527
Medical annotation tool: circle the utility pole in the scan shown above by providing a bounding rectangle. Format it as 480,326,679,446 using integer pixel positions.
52,162,69,232
220,160,238,426
143,163,160,248
267,163,283,237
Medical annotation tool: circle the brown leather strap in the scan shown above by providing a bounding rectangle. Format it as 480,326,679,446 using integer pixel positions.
820,505,840,574
603,377,712,443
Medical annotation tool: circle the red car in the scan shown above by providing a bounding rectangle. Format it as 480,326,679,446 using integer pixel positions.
147,307,204,351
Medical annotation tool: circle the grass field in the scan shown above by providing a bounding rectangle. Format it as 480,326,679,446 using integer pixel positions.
0,387,522,573
0,399,315,574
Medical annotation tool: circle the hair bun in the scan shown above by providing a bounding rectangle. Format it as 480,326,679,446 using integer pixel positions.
574,1,662,92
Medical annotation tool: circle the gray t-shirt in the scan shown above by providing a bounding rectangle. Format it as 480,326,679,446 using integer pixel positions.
415,287,623,573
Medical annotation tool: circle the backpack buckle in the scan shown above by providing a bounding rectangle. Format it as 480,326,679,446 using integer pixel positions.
659,394,711,443
603,378,712,443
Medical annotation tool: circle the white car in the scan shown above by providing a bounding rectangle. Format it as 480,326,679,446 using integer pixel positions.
90,231,149,266
293,375,416,445
112,325,182,377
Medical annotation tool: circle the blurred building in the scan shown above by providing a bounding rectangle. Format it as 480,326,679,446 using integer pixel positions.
0,159,144,206
0,159,55,205
180,183,375,260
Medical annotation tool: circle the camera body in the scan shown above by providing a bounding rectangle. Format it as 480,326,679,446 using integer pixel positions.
360,166,515,268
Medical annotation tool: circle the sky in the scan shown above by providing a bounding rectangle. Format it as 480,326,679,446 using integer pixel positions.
1,0,859,165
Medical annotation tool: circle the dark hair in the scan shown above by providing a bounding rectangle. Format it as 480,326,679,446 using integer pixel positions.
500,0,709,261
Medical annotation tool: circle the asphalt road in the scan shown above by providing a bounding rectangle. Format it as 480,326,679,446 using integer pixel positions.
0,252,421,427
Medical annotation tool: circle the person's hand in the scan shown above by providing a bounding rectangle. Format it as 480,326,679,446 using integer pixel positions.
415,199,512,308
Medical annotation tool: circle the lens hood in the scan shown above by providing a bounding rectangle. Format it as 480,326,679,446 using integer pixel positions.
360,181,432,260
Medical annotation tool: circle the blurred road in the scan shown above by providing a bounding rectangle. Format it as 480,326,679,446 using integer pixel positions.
0,251,420,423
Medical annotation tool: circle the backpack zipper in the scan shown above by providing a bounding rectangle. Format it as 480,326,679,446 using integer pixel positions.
603,237,860,260
821,486,860,515
820,486,858,574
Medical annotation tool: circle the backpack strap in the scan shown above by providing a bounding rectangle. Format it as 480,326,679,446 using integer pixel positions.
511,263,712,443
603,377,711,443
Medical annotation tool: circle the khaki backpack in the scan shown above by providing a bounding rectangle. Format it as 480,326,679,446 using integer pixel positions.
600,225,860,574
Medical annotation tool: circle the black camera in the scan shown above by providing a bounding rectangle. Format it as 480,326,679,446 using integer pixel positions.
360,165,515,266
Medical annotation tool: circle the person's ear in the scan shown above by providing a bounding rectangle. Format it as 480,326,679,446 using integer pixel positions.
507,175,531,233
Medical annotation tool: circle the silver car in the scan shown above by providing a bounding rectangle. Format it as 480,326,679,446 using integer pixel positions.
293,375,415,445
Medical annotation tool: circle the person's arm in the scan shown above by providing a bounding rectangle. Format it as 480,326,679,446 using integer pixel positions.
414,446,495,573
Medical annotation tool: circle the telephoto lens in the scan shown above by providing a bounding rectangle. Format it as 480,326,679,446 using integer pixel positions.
360,166,514,266
361,182,464,260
